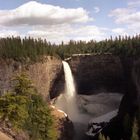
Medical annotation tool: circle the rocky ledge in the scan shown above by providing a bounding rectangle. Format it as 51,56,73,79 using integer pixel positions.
51,105,74,140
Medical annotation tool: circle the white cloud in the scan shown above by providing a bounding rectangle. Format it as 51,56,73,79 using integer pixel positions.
128,0,140,8
109,8,137,24
93,6,100,13
127,22,140,33
110,9,140,24
109,0,140,25
112,28,127,35
93,7,100,13
0,30,19,37
109,2,140,34
0,1,109,43
27,24,108,43
0,1,92,26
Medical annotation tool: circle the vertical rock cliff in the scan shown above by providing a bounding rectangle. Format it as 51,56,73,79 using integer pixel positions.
67,54,125,94
0,56,62,100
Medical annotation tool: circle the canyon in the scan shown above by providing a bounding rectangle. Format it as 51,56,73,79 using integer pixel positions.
0,54,139,140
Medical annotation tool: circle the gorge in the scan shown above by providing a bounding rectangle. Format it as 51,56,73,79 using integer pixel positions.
52,54,140,140
54,57,123,140
0,53,139,140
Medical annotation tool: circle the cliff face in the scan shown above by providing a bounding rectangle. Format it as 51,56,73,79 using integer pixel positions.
133,59,140,107
50,68,65,99
0,56,62,100
67,54,125,94
118,57,140,117
84,57,140,140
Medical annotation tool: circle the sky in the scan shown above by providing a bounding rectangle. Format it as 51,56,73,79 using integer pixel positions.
0,0,140,43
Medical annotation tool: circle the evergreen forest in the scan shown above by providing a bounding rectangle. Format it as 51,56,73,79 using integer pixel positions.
0,35,140,61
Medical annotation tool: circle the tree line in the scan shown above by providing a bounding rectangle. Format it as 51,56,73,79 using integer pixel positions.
0,35,140,61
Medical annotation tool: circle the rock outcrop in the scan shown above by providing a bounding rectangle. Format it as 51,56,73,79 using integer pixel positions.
51,106,74,140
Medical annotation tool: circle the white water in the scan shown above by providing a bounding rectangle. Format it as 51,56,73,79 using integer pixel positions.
62,61,76,98
62,61,79,120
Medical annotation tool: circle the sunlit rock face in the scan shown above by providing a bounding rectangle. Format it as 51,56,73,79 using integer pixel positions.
0,56,62,100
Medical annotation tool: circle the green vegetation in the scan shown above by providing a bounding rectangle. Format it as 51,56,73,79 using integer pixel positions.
131,118,139,140
0,73,58,140
123,114,132,138
98,133,110,140
0,37,57,61
0,35,140,61
98,133,106,140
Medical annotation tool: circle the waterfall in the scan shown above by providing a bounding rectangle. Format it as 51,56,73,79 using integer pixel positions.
62,61,76,98
54,61,123,140
62,61,78,120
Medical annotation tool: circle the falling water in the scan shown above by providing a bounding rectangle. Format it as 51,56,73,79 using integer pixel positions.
62,61,79,120
62,61,76,97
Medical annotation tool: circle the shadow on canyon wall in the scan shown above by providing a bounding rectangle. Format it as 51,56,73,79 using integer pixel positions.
50,54,140,140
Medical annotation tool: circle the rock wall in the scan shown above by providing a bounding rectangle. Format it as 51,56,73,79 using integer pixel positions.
67,54,125,94
96,57,140,140
118,57,140,117
0,56,62,100
50,68,65,99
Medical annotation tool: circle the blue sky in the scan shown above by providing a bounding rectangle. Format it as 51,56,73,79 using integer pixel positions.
0,0,139,43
